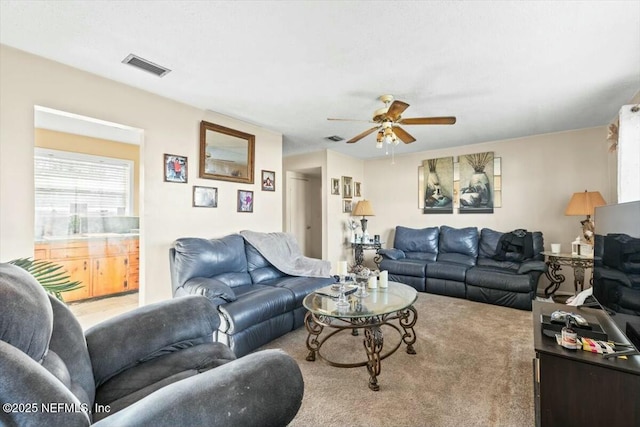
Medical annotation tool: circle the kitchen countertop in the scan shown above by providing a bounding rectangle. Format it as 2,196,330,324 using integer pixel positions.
36,233,139,243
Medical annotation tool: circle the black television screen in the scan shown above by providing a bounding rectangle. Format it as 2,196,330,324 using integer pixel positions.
593,201,640,351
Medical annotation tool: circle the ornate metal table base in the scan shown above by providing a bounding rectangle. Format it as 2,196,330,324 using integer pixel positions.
542,253,594,298
304,306,418,391
351,242,382,267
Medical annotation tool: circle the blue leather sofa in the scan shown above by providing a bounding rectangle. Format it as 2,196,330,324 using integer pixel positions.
377,225,546,310
169,234,335,357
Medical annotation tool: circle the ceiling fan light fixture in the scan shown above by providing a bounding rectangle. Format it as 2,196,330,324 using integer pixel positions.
328,94,456,148
376,130,384,148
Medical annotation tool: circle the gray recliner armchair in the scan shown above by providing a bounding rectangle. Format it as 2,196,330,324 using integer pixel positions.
0,263,304,426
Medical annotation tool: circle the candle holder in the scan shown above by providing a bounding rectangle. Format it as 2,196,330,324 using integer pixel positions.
335,275,350,310
357,272,369,298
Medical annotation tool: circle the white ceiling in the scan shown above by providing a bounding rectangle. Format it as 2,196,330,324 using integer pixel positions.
1,1,639,159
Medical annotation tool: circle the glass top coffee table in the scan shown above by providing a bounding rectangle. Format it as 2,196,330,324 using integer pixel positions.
302,281,418,391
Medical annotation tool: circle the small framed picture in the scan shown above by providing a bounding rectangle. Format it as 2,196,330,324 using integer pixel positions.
237,190,254,213
193,186,218,208
342,199,352,213
342,176,353,199
354,182,361,197
164,154,188,183
331,178,340,195
261,170,275,191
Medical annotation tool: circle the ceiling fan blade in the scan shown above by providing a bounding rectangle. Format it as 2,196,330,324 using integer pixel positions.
385,100,410,121
393,126,416,144
327,118,374,123
398,116,457,125
347,126,379,144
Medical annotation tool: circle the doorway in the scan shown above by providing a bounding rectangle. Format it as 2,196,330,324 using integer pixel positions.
33,106,143,307
285,169,322,259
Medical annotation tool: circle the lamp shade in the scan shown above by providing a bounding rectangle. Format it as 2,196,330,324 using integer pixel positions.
564,190,606,217
353,200,375,217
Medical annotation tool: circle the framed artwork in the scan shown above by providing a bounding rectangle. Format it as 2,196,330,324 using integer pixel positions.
459,151,494,214
422,156,454,214
354,182,361,197
453,161,460,209
261,170,275,191
342,199,352,213
419,156,501,211
342,176,353,199
193,186,218,208
493,157,502,208
331,178,340,195
237,190,254,213
199,120,255,184
164,154,188,183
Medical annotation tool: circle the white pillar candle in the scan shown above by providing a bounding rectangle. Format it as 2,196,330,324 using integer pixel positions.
379,271,388,288
337,261,348,276
368,276,378,289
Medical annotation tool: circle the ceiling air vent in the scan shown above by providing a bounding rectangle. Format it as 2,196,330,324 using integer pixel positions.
122,54,171,77
325,135,344,142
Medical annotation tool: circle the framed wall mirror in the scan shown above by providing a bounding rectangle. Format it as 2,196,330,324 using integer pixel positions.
199,121,255,183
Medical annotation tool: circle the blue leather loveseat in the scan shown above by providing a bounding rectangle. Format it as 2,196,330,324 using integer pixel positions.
169,234,335,357
377,225,546,310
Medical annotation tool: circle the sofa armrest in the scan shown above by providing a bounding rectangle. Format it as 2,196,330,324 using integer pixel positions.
93,349,303,427
182,277,237,303
517,260,547,274
379,248,406,260
86,296,220,387
596,267,633,288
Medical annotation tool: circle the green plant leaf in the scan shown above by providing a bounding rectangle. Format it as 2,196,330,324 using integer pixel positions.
8,257,85,302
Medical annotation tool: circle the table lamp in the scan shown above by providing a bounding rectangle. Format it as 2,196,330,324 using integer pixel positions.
564,190,606,244
353,200,375,241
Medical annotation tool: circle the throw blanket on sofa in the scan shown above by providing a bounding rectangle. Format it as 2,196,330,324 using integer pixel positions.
240,230,331,278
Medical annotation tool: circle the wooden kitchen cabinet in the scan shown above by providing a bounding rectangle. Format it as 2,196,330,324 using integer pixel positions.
54,258,91,302
92,255,128,297
127,239,139,290
34,237,139,302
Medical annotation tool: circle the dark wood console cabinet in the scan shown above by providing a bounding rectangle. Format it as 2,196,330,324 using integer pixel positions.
533,301,640,427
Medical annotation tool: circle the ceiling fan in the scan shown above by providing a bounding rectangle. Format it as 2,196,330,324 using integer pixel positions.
328,95,456,147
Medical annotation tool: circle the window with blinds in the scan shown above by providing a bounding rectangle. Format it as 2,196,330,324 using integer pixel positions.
34,148,133,216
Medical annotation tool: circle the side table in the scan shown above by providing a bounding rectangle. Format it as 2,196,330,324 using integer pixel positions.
351,241,382,267
540,251,594,298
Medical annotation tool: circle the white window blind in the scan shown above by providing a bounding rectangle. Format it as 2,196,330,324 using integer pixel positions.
34,148,132,216
618,105,640,203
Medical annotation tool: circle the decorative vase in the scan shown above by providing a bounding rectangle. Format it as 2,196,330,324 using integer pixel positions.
426,172,440,193
469,172,491,206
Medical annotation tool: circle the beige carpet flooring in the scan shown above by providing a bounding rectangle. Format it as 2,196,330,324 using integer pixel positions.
259,293,535,427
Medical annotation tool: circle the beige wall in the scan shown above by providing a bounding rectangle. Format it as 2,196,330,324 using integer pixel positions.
35,128,141,215
326,150,365,272
0,45,283,304
364,126,611,293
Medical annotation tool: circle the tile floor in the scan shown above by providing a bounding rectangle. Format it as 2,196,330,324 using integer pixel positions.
68,292,140,330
